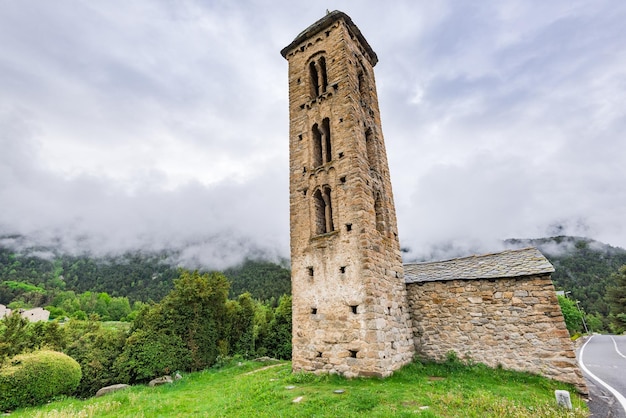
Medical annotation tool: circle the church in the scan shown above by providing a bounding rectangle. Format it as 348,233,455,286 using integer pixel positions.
281,11,585,393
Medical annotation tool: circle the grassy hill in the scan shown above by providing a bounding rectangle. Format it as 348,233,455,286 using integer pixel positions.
8,358,587,417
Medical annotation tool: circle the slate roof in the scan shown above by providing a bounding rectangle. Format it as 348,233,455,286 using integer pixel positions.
403,247,555,284
280,10,378,65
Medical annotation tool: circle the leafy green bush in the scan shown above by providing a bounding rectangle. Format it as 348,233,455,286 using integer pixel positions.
0,350,81,411
64,321,127,397
557,295,584,335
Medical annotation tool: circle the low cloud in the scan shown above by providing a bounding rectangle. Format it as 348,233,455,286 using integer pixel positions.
1,1,626,268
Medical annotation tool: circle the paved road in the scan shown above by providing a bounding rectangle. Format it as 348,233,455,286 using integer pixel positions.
578,335,626,417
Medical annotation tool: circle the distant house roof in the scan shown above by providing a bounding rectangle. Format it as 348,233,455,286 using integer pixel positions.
403,247,555,284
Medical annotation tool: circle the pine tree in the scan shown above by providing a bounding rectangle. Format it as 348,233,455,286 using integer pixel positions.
607,265,626,333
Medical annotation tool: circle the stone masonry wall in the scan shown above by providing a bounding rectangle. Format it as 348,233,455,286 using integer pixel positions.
284,12,414,378
406,274,587,393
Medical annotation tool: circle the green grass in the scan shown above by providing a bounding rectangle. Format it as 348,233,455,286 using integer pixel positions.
7,359,588,417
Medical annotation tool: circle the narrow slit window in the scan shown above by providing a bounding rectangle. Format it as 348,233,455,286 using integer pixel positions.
374,191,385,233
350,305,358,314
346,223,352,232
308,267,314,276
312,123,323,167
319,56,328,93
309,61,319,97
365,127,378,172
322,117,332,163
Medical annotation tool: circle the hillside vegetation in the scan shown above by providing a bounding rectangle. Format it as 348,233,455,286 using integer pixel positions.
2,234,625,332
8,357,587,418
0,238,290,309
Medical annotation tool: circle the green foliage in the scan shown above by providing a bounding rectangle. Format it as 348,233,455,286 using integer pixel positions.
226,293,256,358
0,313,31,363
224,259,291,303
264,295,292,359
0,350,81,411
0,314,68,364
64,320,127,397
557,295,583,335
115,322,190,383
606,265,626,333
2,280,46,294
117,270,231,382
585,312,608,333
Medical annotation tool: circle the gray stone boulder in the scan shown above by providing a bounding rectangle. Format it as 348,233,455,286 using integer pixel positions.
95,384,130,397
149,375,173,387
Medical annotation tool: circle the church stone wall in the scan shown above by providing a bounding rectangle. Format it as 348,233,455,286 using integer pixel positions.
406,274,587,393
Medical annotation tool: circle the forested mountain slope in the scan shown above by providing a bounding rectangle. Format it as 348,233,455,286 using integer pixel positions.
3,234,624,319
0,236,290,307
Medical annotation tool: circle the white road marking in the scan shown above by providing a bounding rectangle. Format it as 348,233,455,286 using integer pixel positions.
579,336,626,415
611,336,626,360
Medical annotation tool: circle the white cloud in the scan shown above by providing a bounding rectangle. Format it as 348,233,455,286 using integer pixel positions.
1,1,625,266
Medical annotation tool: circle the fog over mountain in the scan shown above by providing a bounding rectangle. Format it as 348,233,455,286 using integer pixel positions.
1,1,625,268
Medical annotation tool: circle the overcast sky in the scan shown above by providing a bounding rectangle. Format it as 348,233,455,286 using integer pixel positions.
1,1,625,268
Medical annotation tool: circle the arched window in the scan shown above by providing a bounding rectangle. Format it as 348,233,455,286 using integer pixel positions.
313,186,334,235
318,56,328,94
309,61,319,97
309,56,328,98
312,123,323,167
312,118,332,167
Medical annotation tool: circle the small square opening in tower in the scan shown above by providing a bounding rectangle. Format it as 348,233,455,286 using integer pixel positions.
350,305,358,314
311,307,317,315
340,266,346,274
308,267,314,276
349,350,358,358
316,351,323,358
346,223,352,232
340,176,346,183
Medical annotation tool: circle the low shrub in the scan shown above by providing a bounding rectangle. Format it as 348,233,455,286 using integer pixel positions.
0,350,81,411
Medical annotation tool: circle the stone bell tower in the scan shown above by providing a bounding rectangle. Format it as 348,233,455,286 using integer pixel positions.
281,11,414,377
